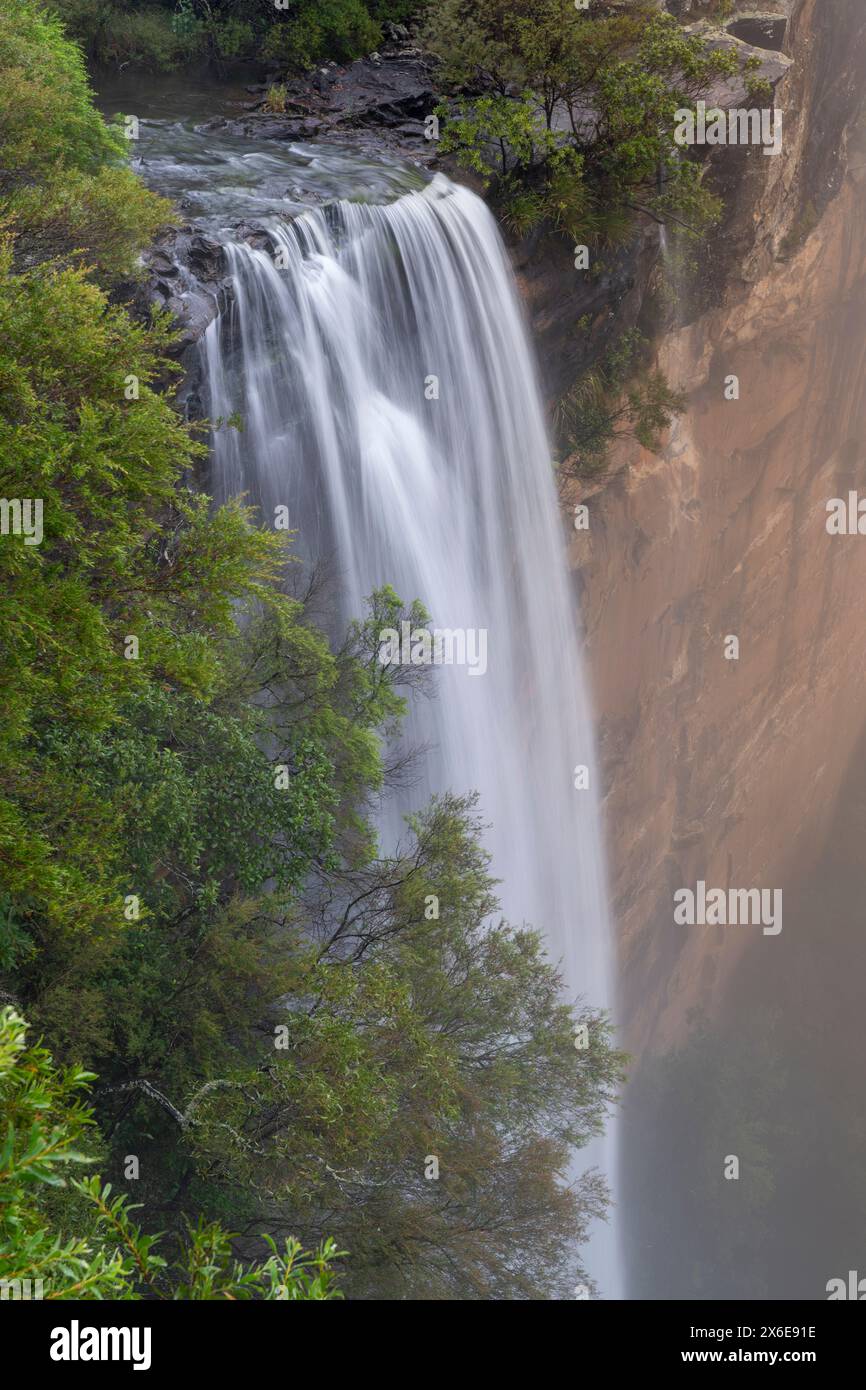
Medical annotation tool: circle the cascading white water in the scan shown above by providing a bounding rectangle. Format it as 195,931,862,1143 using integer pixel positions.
201,172,620,1297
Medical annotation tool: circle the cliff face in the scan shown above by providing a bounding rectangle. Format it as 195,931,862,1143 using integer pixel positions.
564,0,866,1052
508,4,795,406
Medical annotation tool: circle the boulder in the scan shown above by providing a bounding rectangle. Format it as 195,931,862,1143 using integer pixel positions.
186,233,227,281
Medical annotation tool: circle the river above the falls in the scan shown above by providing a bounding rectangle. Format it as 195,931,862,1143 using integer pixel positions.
96,71,427,227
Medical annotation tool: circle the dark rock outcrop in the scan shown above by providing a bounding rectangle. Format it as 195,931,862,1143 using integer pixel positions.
311,53,436,127
206,52,438,145
185,232,227,282
130,226,231,359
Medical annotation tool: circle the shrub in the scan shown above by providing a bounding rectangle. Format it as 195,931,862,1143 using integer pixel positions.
95,6,189,69
555,331,686,480
264,81,288,113
0,4,125,177
9,165,171,284
50,1,201,70
211,17,255,59
0,1006,344,1299
262,0,381,71
0,2,171,282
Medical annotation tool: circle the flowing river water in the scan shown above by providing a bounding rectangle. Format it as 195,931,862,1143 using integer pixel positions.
101,77,622,1297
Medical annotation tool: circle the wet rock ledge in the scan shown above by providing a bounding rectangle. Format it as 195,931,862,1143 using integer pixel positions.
204,35,438,148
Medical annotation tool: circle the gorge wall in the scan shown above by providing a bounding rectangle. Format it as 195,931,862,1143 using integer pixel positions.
569,0,866,1050
521,0,866,1298
552,0,866,1055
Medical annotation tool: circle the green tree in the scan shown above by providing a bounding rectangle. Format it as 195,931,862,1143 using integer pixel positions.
0,1007,343,1298
261,0,381,69
555,329,686,480
0,244,294,1014
427,1,745,242
1,1,170,280
51,0,391,72
90,795,624,1300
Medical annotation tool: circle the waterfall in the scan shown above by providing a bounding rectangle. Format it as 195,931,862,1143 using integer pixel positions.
201,172,620,1297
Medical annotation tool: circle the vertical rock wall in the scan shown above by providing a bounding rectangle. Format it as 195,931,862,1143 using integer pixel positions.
572,0,866,1051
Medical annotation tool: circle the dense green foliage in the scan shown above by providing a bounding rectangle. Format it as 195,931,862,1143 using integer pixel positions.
0,2,170,278
426,0,760,245
556,330,686,480
1,1,624,1299
420,3,705,479
0,1007,344,1298
49,0,420,72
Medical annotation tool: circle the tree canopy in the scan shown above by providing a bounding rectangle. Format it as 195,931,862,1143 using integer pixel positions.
426,0,759,243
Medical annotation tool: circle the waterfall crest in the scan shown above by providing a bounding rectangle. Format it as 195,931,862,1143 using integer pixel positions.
201,172,619,1295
